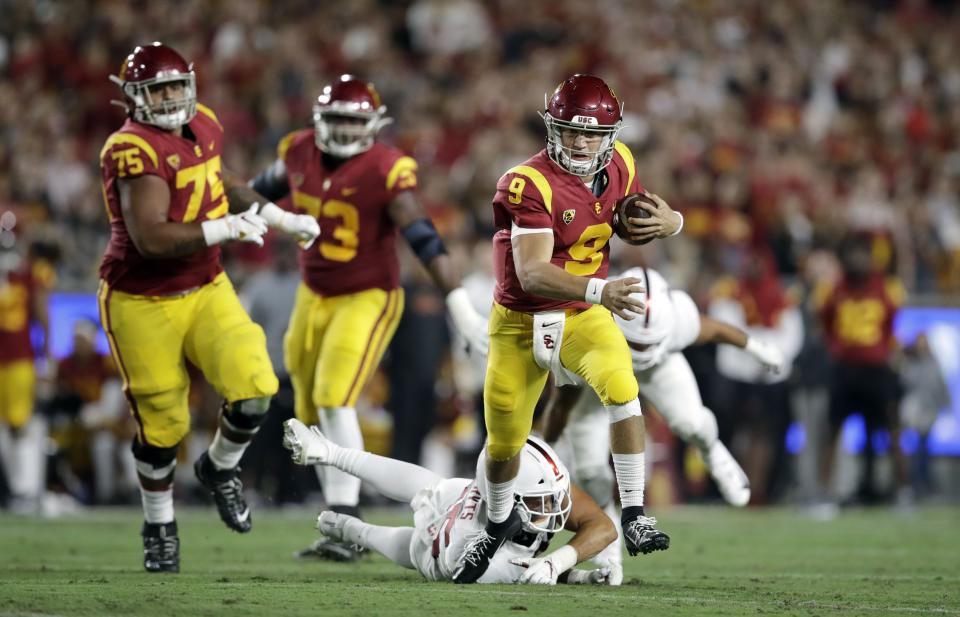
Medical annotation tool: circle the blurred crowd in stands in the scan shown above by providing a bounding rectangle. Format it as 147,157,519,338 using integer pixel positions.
1,0,957,512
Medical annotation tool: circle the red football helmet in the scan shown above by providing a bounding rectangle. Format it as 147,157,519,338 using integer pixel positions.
313,75,391,158
110,42,197,130
541,74,624,176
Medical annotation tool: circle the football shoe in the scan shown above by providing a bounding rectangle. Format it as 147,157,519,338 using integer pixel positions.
194,452,252,533
142,521,180,573
622,515,670,556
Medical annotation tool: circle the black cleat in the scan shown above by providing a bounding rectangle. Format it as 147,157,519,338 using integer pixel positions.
294,537,364,562
622,515,670,556
194,453,252,533
452,509,523,584
142,521,180,573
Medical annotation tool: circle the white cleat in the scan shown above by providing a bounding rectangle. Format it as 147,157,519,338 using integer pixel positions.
705,442,751,507
316,510,352,542
282,418,333,466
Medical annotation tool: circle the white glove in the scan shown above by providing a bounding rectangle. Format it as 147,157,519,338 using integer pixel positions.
258,202,320,249
564,564,622,585
744,337,786,374
201,204,268,247
511,545,578,585
446,287,489,357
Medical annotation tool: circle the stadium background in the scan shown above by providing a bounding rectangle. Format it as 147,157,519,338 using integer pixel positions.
2,0,960,511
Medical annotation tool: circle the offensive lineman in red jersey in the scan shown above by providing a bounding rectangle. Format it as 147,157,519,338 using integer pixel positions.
453,74,684,583
250,75,489,561
98,42,319,573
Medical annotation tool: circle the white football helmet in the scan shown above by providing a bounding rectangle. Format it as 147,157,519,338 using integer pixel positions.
477,436,572,535
614,267,674,371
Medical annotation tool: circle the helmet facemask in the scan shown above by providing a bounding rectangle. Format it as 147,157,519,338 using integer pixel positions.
517,487,572,534
542,110,622,177
313,103,391,158
111,71,197,131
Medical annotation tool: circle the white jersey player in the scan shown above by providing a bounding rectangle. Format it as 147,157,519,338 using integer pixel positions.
541,267,786,566
282,419,621,585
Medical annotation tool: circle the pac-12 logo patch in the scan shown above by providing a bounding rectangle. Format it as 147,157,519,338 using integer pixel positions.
166,154,181,170
562,209,576,225
292,173,305,188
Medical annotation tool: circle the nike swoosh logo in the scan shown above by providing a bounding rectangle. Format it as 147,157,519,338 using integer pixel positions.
541,321,560,327
236,508,250,523
342,187,358,196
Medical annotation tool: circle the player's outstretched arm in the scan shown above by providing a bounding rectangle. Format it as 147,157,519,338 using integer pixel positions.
697,315,785,373
388,191,488,355
512,232,646,320
540,382,586,444
226,168,320,248
119,175,266,258
511,483,617,585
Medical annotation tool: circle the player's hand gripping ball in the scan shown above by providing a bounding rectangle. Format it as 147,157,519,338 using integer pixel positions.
613,192,655,245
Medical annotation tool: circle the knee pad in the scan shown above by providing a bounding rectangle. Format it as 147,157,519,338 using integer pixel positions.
670,406,719,450
602,368,639,407
487,439,525,462
222,397,272,432
575,464,615,508
131,438,179,483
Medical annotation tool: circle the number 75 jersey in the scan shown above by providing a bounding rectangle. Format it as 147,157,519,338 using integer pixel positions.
492,143,643,313
99,105,229,295
277,129,418,297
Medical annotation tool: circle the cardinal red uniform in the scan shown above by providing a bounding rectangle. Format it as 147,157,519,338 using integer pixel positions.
485,142,644,459
278,129,415,415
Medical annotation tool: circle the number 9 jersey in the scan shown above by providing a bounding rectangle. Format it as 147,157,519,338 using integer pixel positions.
99,104,229,295
492,142,642,312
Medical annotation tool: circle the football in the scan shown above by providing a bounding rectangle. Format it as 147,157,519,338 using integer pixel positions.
613,192,655,245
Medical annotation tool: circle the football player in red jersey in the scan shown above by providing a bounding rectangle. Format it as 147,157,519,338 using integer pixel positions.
250,75,488,561
452,75,683,583
0,218,52,513
98,42,319,573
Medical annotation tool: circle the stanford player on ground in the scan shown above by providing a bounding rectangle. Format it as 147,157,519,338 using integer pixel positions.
250,75,488,561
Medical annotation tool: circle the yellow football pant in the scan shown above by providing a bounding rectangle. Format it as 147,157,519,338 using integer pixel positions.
484,302,638,461
284,284,403,422
98,273,278,448
0,359,35,429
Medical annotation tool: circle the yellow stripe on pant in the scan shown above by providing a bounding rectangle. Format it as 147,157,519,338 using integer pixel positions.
285,285,404,424
484,302,638,461
0,359,35,429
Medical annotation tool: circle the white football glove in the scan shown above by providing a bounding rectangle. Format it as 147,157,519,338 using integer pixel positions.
258,202,321,249
446,287,489,357
744,337,786,374
201,204,268,247
511,545,578,586
564,565,622,585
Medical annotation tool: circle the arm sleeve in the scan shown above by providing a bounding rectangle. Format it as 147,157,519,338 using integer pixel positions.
249,159,290,202
667,290,702,350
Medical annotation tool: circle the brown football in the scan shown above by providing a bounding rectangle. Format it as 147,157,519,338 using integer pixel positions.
613,192,655,245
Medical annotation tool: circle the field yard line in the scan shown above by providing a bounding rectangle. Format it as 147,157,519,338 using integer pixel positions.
647,570,960,583
357,585,953,614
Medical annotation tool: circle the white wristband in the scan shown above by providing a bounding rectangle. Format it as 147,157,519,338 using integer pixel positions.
585,278,607,305
668,211,684,237
257,202,288,228
545,545,579,574
200,219,230,246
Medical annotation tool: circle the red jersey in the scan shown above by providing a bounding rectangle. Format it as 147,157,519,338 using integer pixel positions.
492,143,642,313
818,274,905,365
278,130,418,297
99,104,229,295
0,260,54,364
56,353,117,403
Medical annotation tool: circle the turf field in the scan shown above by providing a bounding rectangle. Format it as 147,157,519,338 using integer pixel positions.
0,505,956,617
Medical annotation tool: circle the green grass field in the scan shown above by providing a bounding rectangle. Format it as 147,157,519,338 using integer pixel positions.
0,505,957,617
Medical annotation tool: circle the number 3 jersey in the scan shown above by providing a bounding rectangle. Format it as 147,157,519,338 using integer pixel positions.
492,142,643,313
99,105,228,295
277,130,418,297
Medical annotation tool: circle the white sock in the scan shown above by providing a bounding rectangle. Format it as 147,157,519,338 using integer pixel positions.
207,429,247,471
318,407,364,507
141,487,175,524
342,519,415,569
328,447,442,503
611,452,645,509
486,477,517,524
